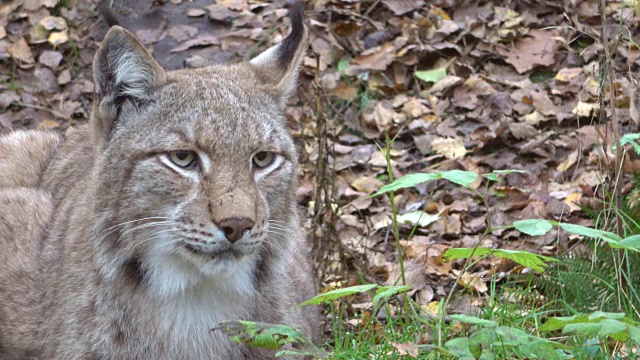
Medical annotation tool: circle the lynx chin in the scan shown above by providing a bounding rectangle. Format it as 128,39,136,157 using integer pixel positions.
0,1,319,358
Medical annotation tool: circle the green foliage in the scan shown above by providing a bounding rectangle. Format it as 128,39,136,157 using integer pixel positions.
443,247,557,272
540,312,640,343
445,326,569,360
215,320,326,358
373,169,528,197
299,284,377,306
372,285,411,307
415,68,447,83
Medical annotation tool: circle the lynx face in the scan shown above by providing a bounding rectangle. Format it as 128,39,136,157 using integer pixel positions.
89,7,307,297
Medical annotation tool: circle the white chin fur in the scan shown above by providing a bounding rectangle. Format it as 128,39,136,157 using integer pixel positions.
143,241,257,299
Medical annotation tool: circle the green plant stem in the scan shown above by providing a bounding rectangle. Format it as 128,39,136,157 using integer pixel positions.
383,132,411,324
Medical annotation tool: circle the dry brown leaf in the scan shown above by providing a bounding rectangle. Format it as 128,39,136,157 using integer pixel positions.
454,270,488,293
186,8,206,17
498,29,557,74
171,35,220,53
392,342,420,357
382,0,425,16
8,37,35,64
431,137,466,159
207,5,239,22
352,43,397,72
572,102,600,117
38,50,62,69
39,16,67,31
350,176,384,194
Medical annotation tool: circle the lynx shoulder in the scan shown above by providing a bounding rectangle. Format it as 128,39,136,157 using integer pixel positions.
0,1,319,358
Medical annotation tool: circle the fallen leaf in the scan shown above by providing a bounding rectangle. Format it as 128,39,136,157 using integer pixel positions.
572,102,600,117
186,8,206,17
454,270,488,293
498,29,557,74
382,0,425,15
39,16,67,31
350,176,384,194
352,43,397,72
431,137,467,159
38,50,62,69
8,37,35,64
207,5,239,22
171,35,220,53
48,31,68,47
397,211,440,228
167,25,198,43
392,342,420,357
415,68,446,83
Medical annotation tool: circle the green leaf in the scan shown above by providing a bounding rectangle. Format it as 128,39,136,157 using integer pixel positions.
372,285,411,306
298,284,376,306
396,211,440,227
558,223,626,250
440,170,479,188
490,249,557,272
415,68,446,83
540,312,640,344
620,234,640,250
483,169,528,182
514,219,553,236
450,314,498,327
443,247,555,272
442,247,492,261
337,56,351,73
372,173,439,197
215,320,327,358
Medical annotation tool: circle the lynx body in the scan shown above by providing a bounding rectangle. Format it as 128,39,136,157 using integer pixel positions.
0,2,318,359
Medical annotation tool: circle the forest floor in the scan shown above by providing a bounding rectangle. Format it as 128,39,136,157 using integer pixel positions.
2,0,640,358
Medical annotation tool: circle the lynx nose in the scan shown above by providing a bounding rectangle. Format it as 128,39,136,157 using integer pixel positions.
218,217,255,243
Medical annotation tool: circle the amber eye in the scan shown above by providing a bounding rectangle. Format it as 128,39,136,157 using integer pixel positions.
168,150,198,169
252,151,275,169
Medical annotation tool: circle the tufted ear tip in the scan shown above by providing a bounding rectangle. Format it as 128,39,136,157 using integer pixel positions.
92,25,167,147
249,0,309,106
93,26,166,102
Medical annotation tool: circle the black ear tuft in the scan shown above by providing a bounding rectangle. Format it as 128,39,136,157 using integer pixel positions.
277,0,305,68
249,0,309,107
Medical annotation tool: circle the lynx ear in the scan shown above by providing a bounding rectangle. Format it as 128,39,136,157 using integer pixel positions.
250,1,308,107
92,26,166,144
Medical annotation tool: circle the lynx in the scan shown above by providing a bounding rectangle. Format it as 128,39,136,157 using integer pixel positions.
0,2,319,358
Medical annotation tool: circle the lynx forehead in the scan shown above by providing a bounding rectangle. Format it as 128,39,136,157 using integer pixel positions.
0,1,319,358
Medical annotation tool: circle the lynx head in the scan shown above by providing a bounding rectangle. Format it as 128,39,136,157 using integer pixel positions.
90,2,308,297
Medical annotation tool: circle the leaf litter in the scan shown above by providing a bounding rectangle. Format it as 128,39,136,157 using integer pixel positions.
1,0,639,352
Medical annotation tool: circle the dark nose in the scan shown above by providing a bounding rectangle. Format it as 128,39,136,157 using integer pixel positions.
218,217,255,243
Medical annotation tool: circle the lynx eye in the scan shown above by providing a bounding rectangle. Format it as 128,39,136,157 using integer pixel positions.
167,150,198,169
252,151,275,169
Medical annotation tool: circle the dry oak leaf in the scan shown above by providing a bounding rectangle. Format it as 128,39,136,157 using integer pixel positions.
38,50,62,69
352,42,397,72
171,35,220,53
572,101,600,117
39,16,67,31
350,176,384,194
8,37,35,64
555,67,583,83
453,270,488,293
452,75,496,110
498,29,557,74
382,0,425,15
207,5,239,22
392,343,420,358
431,137,467,159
